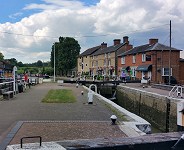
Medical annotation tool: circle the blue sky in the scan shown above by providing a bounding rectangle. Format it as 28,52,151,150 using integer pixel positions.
0,0,99,23
0,0,184,63
0,0,40,23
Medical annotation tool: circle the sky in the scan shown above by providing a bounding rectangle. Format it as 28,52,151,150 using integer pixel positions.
0,0,184,63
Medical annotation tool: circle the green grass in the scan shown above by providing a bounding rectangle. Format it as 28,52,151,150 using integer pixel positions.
42,89,76,103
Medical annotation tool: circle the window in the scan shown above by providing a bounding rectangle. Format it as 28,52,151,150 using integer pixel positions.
133,55,136,63
121,56,125,64
104,59,106,66
146,55,151,61
92,61,94,67
92,56,94,59
108,53,110,58
162,68,172,76
142,53,146,62
108,59,111,66
96,61,98,67
86,63,87,66
86,56,87,58
131,67,136,77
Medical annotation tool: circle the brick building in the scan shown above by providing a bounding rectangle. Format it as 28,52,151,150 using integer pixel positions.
77,46,101,75
77,36,132,76
118,39,181,84
179,59,184,84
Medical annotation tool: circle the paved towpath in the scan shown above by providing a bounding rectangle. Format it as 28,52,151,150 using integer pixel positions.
0,83,125,146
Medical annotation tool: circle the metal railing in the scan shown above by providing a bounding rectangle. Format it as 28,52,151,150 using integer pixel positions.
169,85,183,98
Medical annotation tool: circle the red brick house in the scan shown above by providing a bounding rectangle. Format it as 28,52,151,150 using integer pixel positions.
118,39,181,84
179,59,184,84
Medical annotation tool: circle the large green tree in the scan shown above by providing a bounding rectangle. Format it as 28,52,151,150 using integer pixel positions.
51,37,80,76
0,52,4,61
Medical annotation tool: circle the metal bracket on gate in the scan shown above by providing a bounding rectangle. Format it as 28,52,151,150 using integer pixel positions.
20,136,42,148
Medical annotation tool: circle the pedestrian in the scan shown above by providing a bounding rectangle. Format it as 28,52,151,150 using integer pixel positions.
121,71,126,82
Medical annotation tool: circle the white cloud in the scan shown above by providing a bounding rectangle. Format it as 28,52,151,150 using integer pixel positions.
0,0,184,63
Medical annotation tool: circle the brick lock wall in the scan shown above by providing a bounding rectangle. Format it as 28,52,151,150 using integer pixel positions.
117,86,177,132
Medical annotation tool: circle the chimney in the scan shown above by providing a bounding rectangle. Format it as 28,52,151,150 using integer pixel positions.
113,39,121,46
123,36,129,44
101,42,107,49
149,38,158,45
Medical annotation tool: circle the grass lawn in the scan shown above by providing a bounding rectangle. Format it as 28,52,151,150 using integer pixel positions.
42,89,76,103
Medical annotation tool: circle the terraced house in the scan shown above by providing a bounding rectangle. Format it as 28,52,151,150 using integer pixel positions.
118,38,182,84
77,36,132,77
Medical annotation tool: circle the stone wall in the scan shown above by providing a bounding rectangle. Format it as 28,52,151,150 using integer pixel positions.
116,86,178,132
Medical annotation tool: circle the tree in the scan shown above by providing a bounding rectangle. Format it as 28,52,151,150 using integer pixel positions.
0,52,4,61
5,58,17,66
17,61,24,67
37,60,43,67
51,37,80,76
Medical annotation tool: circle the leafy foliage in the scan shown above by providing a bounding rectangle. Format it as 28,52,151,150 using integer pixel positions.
51,37,80,76
0,52,4,61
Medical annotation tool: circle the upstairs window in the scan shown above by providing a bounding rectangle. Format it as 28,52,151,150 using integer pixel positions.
146,55,151,61
104,59,106,66
105,53,107,58
162,68,172,76
108,59,111,66
121,56,125,64
142,53,146,62
133,55,136,63
96,61,98,67
92,61,94,67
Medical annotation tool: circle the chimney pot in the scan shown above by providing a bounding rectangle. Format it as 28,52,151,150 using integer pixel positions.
149,38,158,45
123,36,129,44
101,42,107,49
113,39,121,45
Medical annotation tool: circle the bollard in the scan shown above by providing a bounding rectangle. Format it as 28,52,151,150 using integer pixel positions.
76,83,79,88
110,115,117,125
88,91,93,104
81,91,84,95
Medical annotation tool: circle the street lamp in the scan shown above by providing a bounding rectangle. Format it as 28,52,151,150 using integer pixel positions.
53,43,56,82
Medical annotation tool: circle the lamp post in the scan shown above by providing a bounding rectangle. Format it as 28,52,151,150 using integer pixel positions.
169,20,171,85
53,43,56,82
13,66,17,94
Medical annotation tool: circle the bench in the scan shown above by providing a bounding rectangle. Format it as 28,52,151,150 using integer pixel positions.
3,91,14,100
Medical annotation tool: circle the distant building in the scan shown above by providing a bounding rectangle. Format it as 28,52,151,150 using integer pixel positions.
0,61,13,78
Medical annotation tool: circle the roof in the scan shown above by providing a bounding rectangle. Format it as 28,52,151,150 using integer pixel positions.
92,43,126,56
119,43,181,56
79,45,101,57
